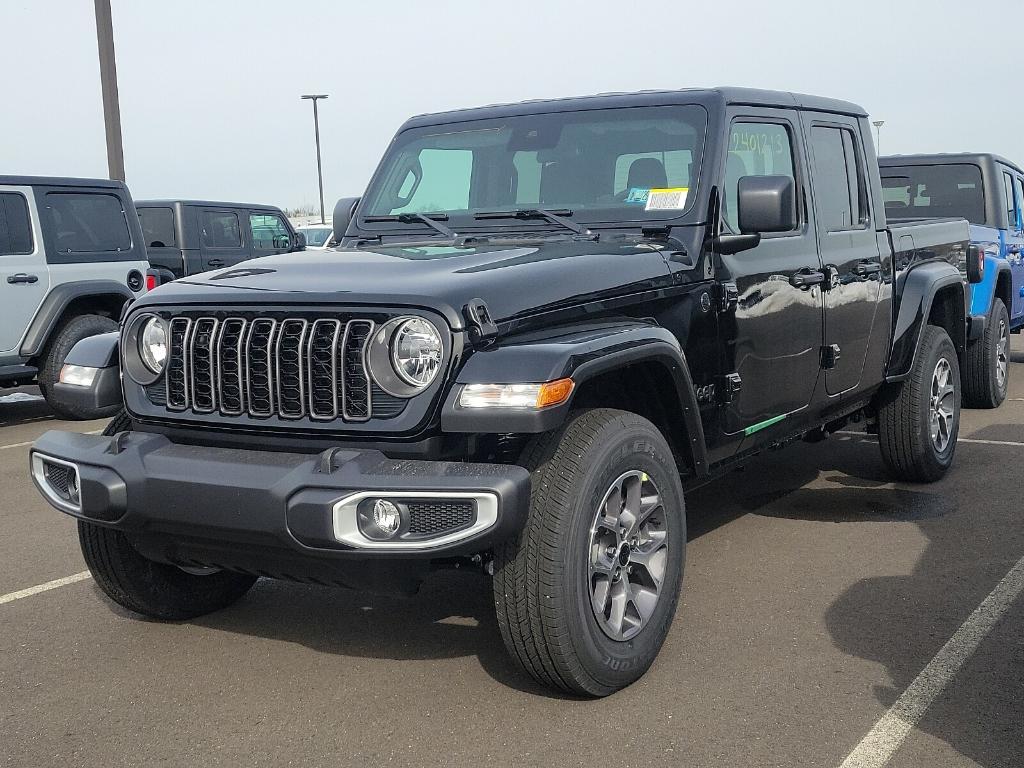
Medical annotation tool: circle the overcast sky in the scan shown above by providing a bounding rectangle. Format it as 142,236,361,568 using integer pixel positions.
2,0,1020,211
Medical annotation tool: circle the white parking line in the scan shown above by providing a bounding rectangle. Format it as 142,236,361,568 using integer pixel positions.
0,571,92,606
839,554,1024,768
0,428,103,451
836,431,1024,448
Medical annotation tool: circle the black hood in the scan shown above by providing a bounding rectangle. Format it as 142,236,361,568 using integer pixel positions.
142,239,678,330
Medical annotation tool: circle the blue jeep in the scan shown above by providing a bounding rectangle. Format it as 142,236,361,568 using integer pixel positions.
880,153,1024,407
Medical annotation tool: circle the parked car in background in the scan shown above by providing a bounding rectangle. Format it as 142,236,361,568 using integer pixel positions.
0,175,148,418
880,153,1024,407
295,224,335,249
136,200,305,281
34,87,976,695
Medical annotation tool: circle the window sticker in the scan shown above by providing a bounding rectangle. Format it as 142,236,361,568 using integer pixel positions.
645,187,689,211
624,187,650,205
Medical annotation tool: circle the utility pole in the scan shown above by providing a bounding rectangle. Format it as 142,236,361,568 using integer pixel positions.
94,0,125,181
872,120,885,155
301,94,329,224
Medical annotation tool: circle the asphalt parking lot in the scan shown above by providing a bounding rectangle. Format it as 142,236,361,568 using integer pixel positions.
2,343,1023,768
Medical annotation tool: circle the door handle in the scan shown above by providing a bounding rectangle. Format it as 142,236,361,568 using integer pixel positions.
1007,245,1021,255
207,259,225,268
854,260,883,276
7,273,38,284
790,268,825,288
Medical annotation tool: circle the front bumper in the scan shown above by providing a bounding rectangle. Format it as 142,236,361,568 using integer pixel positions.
30,429,529,582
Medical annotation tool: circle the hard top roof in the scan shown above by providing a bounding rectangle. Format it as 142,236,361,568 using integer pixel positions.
136,199,285,211
0,174,127,189
880,153,1023,175
401,87,867,129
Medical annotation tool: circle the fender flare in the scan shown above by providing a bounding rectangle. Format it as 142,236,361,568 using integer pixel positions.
20,280,134,358
969,256,1012,318
440,321,709,476
886,261,966,382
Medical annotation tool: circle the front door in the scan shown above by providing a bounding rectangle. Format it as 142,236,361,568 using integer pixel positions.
804,115,884,395
1005,172,1024,322
718,113,824,436
0,188,49,354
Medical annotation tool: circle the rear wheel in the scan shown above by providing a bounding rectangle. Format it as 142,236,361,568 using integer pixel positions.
493,408,685,696
38,313,119,420
878,325,960,482
963,299,1009,409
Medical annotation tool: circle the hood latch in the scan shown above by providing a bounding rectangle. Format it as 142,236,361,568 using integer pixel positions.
464,298,499,346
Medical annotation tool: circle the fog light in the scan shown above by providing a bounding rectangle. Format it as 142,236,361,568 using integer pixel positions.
357,498,406,541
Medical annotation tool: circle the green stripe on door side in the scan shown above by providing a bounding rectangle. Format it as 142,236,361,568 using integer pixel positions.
743,413,787,437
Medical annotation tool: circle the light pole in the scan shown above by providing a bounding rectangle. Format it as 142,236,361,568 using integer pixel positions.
94,0,125,181
301,94,329,224
872,120,885,155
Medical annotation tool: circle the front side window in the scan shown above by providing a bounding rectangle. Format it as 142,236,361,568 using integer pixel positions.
880,164,985,224
45,192,131,253
1003,172,1019,230
201,210,241,248
360,105,708,229
724,122,796,232
809,126,866,231
0,193,33,255
138,207,175,248
249,213,292,250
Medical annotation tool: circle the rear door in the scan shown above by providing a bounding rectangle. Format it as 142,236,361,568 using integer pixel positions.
137,205,183,277
248,210,295,257
199,207,248,271
803,115,884,395
0,187,49,354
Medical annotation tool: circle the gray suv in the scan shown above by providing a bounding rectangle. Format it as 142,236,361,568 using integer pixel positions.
0,175,149,418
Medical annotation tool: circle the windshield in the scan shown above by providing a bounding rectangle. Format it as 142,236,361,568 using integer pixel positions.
360,104,708,230
299,226,333,246
880,163,985,224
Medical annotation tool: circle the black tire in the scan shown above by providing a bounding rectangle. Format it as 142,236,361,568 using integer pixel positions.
38,313,119,420
493,408,686,696
79,521,257,620
963,299,1009,409
878,325,960,482
83,409,257,619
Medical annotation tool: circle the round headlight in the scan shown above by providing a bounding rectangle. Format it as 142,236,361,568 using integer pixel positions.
390,317,442,389
138,316,168,374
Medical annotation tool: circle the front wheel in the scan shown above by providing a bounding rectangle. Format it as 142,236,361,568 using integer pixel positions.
878,325,961,482
493,409,686,696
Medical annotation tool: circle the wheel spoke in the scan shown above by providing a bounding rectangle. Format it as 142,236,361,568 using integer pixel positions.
630,543,668,588
630,584,659,623
607,583,628,636
591,576,611,616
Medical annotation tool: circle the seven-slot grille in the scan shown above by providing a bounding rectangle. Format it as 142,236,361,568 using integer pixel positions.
163,315,382,422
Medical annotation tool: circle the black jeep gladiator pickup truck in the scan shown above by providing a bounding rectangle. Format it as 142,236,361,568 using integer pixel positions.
31,88,976,696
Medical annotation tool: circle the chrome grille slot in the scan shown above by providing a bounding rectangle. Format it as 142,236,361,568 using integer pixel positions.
275,319,309,419
189,318,219,413
166,318,191,410
154,311,411,424
308,319,341,420
216,319,247,415
341,320,374,421
246,319,277,417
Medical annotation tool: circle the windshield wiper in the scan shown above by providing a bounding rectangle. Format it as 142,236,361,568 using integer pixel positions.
473,208,592,237
364,212,458,239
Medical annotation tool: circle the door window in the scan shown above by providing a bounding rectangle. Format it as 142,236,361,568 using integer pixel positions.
724,122,796,232
249,213,292,250
0,193,33,255
44,192,131,253
1004,172,1021,230
201,210,241,248
810,126,867,231
1016,177,1024,231
138,207,175,248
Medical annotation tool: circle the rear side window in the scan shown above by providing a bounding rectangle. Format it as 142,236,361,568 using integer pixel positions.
809,126,866,231
249,213,292,250
138,207,176,248
201,210,241,248
1003,172,1020,230
880,163,985,224
0,193,33,255
45,192,131,253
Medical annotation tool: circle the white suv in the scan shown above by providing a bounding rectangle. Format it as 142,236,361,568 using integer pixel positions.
0,175,149,418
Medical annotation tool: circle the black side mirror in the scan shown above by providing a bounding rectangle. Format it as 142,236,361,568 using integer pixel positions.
333,196,360,242
291,232,306,252
966,243,984,284
738,175,797,234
